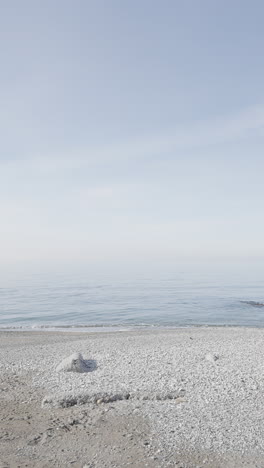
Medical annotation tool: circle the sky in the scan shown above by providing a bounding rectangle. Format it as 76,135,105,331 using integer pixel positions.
1,1,264,271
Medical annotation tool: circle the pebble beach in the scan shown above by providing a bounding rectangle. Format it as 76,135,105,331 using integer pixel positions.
1,327,264,467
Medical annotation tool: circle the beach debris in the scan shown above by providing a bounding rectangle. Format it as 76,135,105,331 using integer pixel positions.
42,390,184,408
205,353,219,363
56,352,90,373
174,397,187,404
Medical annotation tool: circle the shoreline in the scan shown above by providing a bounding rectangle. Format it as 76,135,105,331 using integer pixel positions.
2,322,264,334
1,327,264,467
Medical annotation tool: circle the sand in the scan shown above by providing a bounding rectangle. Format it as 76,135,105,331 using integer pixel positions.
1,327,264,467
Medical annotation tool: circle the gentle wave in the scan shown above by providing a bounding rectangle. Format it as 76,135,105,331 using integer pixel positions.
0,322,263,333
240,301,264,307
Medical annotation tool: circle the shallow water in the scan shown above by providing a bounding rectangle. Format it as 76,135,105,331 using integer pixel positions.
0,266,264,329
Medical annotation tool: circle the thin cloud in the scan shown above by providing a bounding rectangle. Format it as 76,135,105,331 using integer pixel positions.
2,104,264,174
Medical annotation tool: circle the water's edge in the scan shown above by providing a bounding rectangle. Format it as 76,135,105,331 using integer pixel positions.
1,323,264,333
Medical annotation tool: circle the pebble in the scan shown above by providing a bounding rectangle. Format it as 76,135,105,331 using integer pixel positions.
2,327,264,464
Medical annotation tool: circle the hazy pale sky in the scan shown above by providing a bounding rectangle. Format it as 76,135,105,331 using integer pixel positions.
1,1,264,268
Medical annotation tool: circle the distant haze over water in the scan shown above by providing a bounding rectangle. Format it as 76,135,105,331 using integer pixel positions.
1,263,264,329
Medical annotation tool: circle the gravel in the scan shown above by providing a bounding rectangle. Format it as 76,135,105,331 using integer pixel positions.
1,326,264,465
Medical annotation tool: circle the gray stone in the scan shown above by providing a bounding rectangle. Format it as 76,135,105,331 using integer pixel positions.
56,352,89,373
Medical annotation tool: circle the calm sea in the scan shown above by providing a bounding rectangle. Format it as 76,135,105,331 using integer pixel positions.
0,266,264,330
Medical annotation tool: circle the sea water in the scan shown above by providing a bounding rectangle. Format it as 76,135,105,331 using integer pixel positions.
0,264,264,330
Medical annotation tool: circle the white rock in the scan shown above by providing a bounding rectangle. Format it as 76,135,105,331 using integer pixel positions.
56,352,89,373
